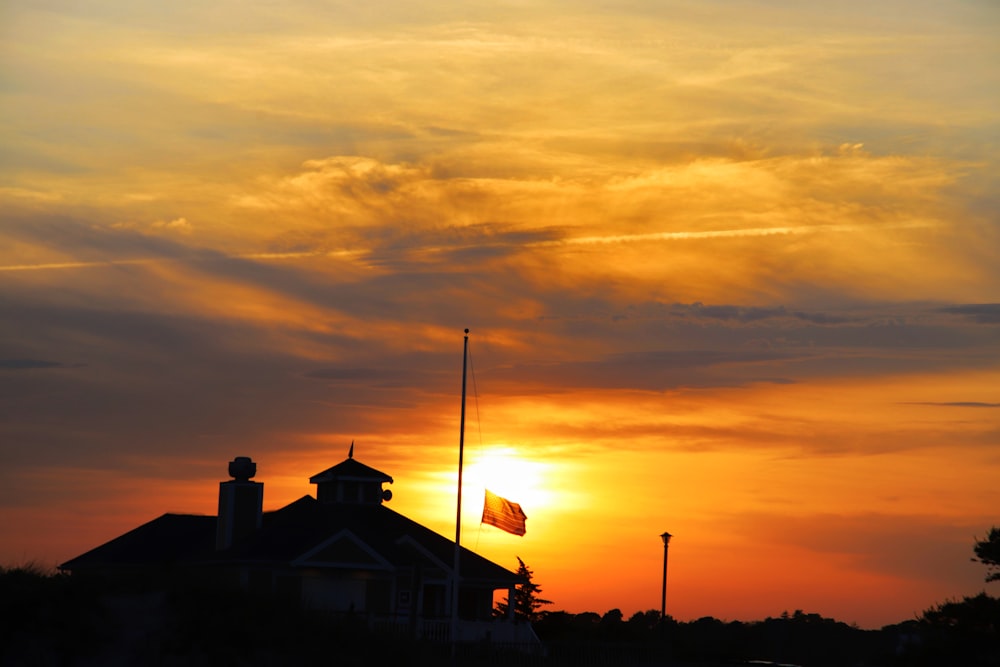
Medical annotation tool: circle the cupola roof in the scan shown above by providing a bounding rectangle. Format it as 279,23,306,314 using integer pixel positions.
309,457,394,485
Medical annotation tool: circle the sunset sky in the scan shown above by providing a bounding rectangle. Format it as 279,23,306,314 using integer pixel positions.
2,0,999,629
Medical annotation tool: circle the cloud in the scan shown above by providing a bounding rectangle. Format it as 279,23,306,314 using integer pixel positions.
0,359,72,371
3,205,994,400
905,402,1000,408
4,140,992,316
940,304,1000,324
1,216,202,263
0,187,64,203
726,511,988,585
653,302,859,327
112,217,193,235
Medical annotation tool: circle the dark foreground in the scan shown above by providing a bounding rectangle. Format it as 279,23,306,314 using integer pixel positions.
2,566,998,667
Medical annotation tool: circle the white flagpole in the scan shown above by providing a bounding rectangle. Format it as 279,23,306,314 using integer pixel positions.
451,328,469,654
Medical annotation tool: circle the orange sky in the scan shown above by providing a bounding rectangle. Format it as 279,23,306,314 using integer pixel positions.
2,0,999,629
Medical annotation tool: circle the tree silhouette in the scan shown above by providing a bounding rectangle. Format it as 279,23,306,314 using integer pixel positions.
972,526,1000,583
917,593,1000,665
494,557,552,622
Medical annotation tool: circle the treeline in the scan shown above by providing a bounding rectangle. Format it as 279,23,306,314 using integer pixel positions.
533,602,999,666
509,551,1000,666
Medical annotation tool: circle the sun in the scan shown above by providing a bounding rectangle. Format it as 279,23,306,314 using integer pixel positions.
462,445,553,516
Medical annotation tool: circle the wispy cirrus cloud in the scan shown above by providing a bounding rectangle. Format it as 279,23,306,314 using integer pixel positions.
0,359,74,371
940,304,1000,324
905,401,1000,408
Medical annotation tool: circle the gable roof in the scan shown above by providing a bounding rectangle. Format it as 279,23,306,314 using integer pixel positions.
218,496,520,586
292,529,394,570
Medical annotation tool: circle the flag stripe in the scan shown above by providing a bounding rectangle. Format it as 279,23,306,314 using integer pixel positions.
482,489,527,536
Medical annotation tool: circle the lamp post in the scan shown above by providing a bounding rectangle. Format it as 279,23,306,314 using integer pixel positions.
660,532,672,622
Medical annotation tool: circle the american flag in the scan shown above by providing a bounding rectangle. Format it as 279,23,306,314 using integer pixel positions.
482,489,527,536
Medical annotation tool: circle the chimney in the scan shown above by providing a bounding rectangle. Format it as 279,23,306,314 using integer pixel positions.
216,456,263,550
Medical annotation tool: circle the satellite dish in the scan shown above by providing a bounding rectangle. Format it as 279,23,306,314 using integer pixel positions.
382,489,393,502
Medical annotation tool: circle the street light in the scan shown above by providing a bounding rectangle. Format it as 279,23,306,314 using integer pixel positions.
660,531,672,622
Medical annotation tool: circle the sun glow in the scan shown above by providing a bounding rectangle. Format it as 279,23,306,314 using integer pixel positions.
462,445,553,519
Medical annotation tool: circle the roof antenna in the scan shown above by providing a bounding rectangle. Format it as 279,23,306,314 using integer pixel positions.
348,440,354,459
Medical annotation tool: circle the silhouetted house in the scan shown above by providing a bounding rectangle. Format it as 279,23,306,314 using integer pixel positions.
60,454,533,644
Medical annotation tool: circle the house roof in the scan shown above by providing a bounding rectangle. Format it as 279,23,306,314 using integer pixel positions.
309,458,393,484
220,496,520,586
60,496,521,588
59,513,216,570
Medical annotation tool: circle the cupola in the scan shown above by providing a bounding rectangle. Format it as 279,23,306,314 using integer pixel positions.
309,442,393,505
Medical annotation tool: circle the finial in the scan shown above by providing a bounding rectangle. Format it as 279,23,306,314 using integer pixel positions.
348,440,354,459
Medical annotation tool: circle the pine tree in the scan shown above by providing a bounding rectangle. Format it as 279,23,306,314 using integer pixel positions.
973,526,1000,583
494,557,552,622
